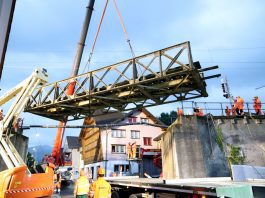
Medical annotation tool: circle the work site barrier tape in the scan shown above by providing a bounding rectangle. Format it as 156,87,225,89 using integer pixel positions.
5,185,54,194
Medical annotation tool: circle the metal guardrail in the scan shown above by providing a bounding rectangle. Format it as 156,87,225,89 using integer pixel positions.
176,101,265,116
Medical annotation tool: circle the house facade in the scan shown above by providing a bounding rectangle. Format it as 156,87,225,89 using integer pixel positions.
79,108,165,178
63,136,81,170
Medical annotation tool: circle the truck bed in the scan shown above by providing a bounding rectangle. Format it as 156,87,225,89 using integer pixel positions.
107,177,265,197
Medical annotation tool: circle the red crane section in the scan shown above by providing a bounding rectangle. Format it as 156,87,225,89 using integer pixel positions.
51,0,95,165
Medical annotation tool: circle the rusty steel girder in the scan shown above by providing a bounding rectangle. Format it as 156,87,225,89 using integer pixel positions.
25,41,220,121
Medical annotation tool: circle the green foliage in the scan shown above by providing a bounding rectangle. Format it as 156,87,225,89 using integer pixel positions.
216,125,224,152
26,152,36,168
158,111,177,125
228,145,245,165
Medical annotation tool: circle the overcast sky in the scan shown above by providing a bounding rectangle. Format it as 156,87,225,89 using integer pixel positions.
1,0,265,147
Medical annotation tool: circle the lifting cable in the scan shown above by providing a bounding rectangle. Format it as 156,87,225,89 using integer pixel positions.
83,0,137,73
112,0,135,58
83,0,109,73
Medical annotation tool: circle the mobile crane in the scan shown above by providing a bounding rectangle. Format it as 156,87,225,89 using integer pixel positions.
0,68,55,198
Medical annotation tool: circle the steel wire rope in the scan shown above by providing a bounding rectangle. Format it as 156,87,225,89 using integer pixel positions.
82,0,109,74
112,0,143,76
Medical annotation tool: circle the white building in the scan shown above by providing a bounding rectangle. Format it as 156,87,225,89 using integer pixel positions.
80,108,165,179
63,136,81,170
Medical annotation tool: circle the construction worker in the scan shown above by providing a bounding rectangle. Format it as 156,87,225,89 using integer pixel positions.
231,104,237,116
198,108,204,116
54,168,62,194
89,167,111,198
193,107,199,116
194,107,204,116
235,96,244,115
177,107,183,116
74,169,90,198
225,105,231,117
131,142,137,158
127,142,132,159
253,96,262,115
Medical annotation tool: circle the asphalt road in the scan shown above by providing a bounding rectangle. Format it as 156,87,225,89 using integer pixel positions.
52,182,75,198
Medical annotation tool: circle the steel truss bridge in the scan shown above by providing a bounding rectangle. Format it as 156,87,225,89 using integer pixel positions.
25,41,220,121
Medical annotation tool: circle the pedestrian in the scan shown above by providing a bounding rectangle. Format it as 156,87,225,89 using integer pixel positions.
253,96,262,115
89,167,111,198
74,169,90,198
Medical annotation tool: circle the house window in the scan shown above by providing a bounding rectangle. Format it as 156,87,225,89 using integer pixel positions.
131,130,140,139
128,117,137,123
111,129,126,138
111,145,126,153
141,118,149,123
143,137,152,146
114,164,130,172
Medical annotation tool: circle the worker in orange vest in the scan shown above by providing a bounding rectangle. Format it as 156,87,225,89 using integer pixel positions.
231,105,236,116
127,142,132,159
131,142,137,158
253,96,262,115
198,108,204,116
89,168,111,198
177,107,183,116
74,169,90,198
235,96,244,115
225,105,231,117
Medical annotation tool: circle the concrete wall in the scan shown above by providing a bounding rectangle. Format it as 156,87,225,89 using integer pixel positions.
217,117,265,166
162,116,230,179
10,133,28,162
161,115,265,179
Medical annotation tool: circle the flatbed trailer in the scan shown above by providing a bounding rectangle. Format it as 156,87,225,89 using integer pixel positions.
107,177,265,198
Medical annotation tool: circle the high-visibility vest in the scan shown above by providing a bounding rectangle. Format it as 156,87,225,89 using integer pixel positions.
177,109,183,116
225,108,231,116
90,177,111,198
254,99,261,109
76,176,89,195
237,97,244,110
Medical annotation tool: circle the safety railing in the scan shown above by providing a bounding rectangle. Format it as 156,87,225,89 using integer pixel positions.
176,101,265,116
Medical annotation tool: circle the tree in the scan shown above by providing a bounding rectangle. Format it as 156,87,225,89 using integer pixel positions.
26,152,36,169
158,110,177,125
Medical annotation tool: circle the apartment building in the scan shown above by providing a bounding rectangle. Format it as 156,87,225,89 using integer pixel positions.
79,108,165,178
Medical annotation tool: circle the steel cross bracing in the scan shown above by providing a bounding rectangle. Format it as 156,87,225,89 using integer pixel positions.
25,42,220,121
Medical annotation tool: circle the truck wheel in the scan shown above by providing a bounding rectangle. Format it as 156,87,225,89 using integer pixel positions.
129,194,142,198
111,191,120,198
